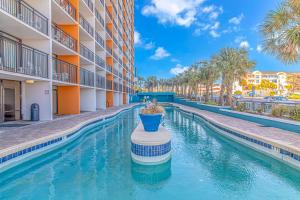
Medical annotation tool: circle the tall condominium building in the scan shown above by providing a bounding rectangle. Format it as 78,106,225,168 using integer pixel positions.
0,0,135,122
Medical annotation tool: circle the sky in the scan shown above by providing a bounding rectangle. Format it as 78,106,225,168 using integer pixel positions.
134,0,300,79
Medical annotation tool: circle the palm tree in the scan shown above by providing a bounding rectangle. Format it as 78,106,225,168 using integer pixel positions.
261,0,300,64
215,48,255,105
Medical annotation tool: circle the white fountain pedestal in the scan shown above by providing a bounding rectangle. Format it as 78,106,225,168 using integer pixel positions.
131,124,171,165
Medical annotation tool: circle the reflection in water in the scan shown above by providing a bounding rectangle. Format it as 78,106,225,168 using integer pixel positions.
131,160,171,189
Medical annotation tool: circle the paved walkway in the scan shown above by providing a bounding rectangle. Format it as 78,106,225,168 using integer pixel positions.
173,103,300,154
0,104,137,152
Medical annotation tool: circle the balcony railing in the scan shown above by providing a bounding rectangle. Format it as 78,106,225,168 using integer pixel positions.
95,32,104,48
79,14,94,37
83,0,93,12
52,57,77,84
80,43,94,62
106,79,112,90
80,68,94,86
106,46,112,55
98,0,104,6
106,63,112,73
0,0,48,35
106,6,112,20
106,26,112,38
52,24,77,51
96,74,105,89
95,55,105,69
54,0,76,21
113,68,118,76
0,33,48,78
95,10,104,27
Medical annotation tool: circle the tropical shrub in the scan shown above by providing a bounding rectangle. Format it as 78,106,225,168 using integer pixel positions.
289,106,300,121
205,100,218,106
256,107,263,114
234,90,242,95
271,105,289,117
269,91,276,96
236,103,246,112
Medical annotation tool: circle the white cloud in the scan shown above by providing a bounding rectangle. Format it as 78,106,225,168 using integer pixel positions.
150,47,171,60
257,44,263,52
229,14,244,25
210,21,220,30
171,58,180,63
209,12,220,20
144,42,155,50
202,5,215,13
142,0,205,27
239,40,250,49
234,36,245,44
210,30,220,38
134,31,142,45
170,64,188,75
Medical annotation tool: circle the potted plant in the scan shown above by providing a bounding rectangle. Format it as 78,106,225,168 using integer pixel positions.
139,103,165,132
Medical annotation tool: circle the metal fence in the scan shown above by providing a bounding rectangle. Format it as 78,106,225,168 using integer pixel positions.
80,43,94,62
96,74,105,89
52,24,77,51
80,68,94,87
0,0,48,35
0,34,48,78
79,14,94,37
52,57,77,84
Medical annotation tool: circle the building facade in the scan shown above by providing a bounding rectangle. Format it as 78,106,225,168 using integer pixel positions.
0,0,135,122
234,71,300,96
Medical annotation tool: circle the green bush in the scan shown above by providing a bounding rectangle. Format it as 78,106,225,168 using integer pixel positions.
289,106,300,121
205,100,218,106
234,90,242,95
271,105,289,117
236,103,246,112
256,107,263,114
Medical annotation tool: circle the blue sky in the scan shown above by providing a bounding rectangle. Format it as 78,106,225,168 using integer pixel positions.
134,0,300,78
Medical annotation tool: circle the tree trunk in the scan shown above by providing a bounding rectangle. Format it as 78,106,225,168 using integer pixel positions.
205,84,210,103
219,75,226,105
226,83,233,106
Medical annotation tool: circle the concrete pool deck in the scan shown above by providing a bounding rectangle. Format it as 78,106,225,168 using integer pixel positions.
0,104,138,158
172,103,300,168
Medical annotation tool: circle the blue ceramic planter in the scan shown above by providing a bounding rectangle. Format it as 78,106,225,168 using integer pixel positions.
139,113,162,132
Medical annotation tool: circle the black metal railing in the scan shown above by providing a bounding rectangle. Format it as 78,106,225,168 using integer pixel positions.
113,68,118,76
79,14,94,37
52,57,77,83
106,79,112,90
106,45,112,55
0,33,48,78
106,5,112,20
52,24,77,51
80,43,94,62
95,9,104,27
96,74,105,89
106,25,112,38
95,54,105,69
80,68,94,86
83,0,93,12
0,0,48,35
106,63,112,73
95,32,104,48
54,0,76,20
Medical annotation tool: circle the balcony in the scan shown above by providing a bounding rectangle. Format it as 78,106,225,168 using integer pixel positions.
106,63,112,73
106,79,112,90
96,74,105,89
105,6,112,21
0,0,48,35
106,46,112,56
106,25,112,38
52,57,77,84
95,55,105,69
113,68,118,77
53,0,76,22
82,0,93,12
0,33,48,78
80,68,94,87
95,32,104,48
80,43,94,62
79,14,94,37
95,9,104,27
52,24,77,52
98,0,104,6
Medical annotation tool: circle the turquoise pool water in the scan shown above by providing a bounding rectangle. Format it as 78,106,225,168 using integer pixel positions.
1,107,300,200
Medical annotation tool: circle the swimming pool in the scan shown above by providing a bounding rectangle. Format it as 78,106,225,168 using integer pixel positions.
1,106,300,200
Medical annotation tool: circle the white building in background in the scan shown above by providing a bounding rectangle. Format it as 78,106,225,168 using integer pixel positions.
235,71,290,96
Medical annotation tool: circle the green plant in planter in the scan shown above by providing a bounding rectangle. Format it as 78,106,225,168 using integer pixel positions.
256,107,263,114
140,104,165,114
289,106,300,121
271,105,289,117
